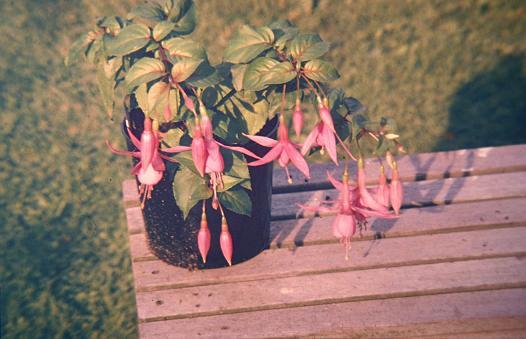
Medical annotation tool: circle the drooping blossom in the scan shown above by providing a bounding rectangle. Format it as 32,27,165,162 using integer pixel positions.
191,122,207,177
299,162,397,259
244,115,310,183
198,104,261,208
197,202,211,263
301,119,338,165
375,165,390,208
301,97,357,164
219,215,233,266
107,117,189,207
389,162,403,215
292,99,304,137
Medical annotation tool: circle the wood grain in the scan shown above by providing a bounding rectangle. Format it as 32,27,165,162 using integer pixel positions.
272,171,526,219
272,144,526,192
135,256,526,321
138,288,526,338
132,227,526,292
128,197,526,260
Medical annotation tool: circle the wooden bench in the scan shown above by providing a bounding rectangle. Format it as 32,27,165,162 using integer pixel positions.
123,144,526,338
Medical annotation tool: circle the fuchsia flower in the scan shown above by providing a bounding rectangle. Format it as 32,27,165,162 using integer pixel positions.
244,116,310,183
197,106,261,207
191,124,207,177
300,161,397,260
219,215,233,266
197,203,211,263
301,100,338,164
389,162,403,215
107,117,190,207
292,99,304,137
375,165,390,208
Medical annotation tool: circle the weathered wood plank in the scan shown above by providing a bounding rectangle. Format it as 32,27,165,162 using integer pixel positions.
122,178,140,208
125,206,147,235
272,171,526,219
273,144,526,192
128,197,526,260
270,196,526,248
139,288,526,338
135,256,526,321
132,227,526,292
125,171,526,236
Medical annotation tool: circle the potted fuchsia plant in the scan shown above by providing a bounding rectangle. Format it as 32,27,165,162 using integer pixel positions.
66,0,404,269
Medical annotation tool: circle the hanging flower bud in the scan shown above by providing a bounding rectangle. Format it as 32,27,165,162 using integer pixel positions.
390,162,403,215
292,99,304,137
197,203,211,264
163,105,172,122
376,165,390,207
191,122,207,177
219,216,233,266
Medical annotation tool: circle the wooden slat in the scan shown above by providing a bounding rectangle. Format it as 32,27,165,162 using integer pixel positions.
139,288,526,338
270,196,526,248
125,171,526,236
135,256,526,321
272,171,526,219
273,144,526,192
132,226,526,292
128,197,526,260
125,207,147,235
122,178,139,208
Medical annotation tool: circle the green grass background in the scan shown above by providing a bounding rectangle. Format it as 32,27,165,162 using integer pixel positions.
1,0,525,337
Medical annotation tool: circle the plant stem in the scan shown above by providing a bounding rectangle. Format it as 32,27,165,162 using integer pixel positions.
300,75,321,98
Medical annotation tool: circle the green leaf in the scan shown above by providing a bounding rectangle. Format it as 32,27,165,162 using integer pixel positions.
185,62,221,88
135,83,149,115
162,37,206,60
223,25,275,64
65,33,90,66
104,24,151,56
125,57,166,90
263,61,296,85
128,3,165,24
169,0,196,35
274,27,298,51
303,59,340,82
97,16,124,35
153,21,176,41
171,58,203,82
226,151,250,179
173,166,212,219
218,186,252,216
289,33,330,61
147,81,170,121
102,57,122,79
243,57,280,91
231,64,248,91
217,176,247,192
96,64,114,118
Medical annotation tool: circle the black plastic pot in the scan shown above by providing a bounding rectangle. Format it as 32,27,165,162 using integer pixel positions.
123,108,276,269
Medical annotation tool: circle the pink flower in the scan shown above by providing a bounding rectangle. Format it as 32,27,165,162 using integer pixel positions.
197,204,211,263
299,165,397,259
390,163,403,215
292,99,304,137
220,216,233,266
244,116,310,183
375,165,390,208
190,124,207,177
301,120,338,165
198,108,261,208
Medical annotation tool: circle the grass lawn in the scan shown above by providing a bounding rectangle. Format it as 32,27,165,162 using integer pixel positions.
1,0,525,337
